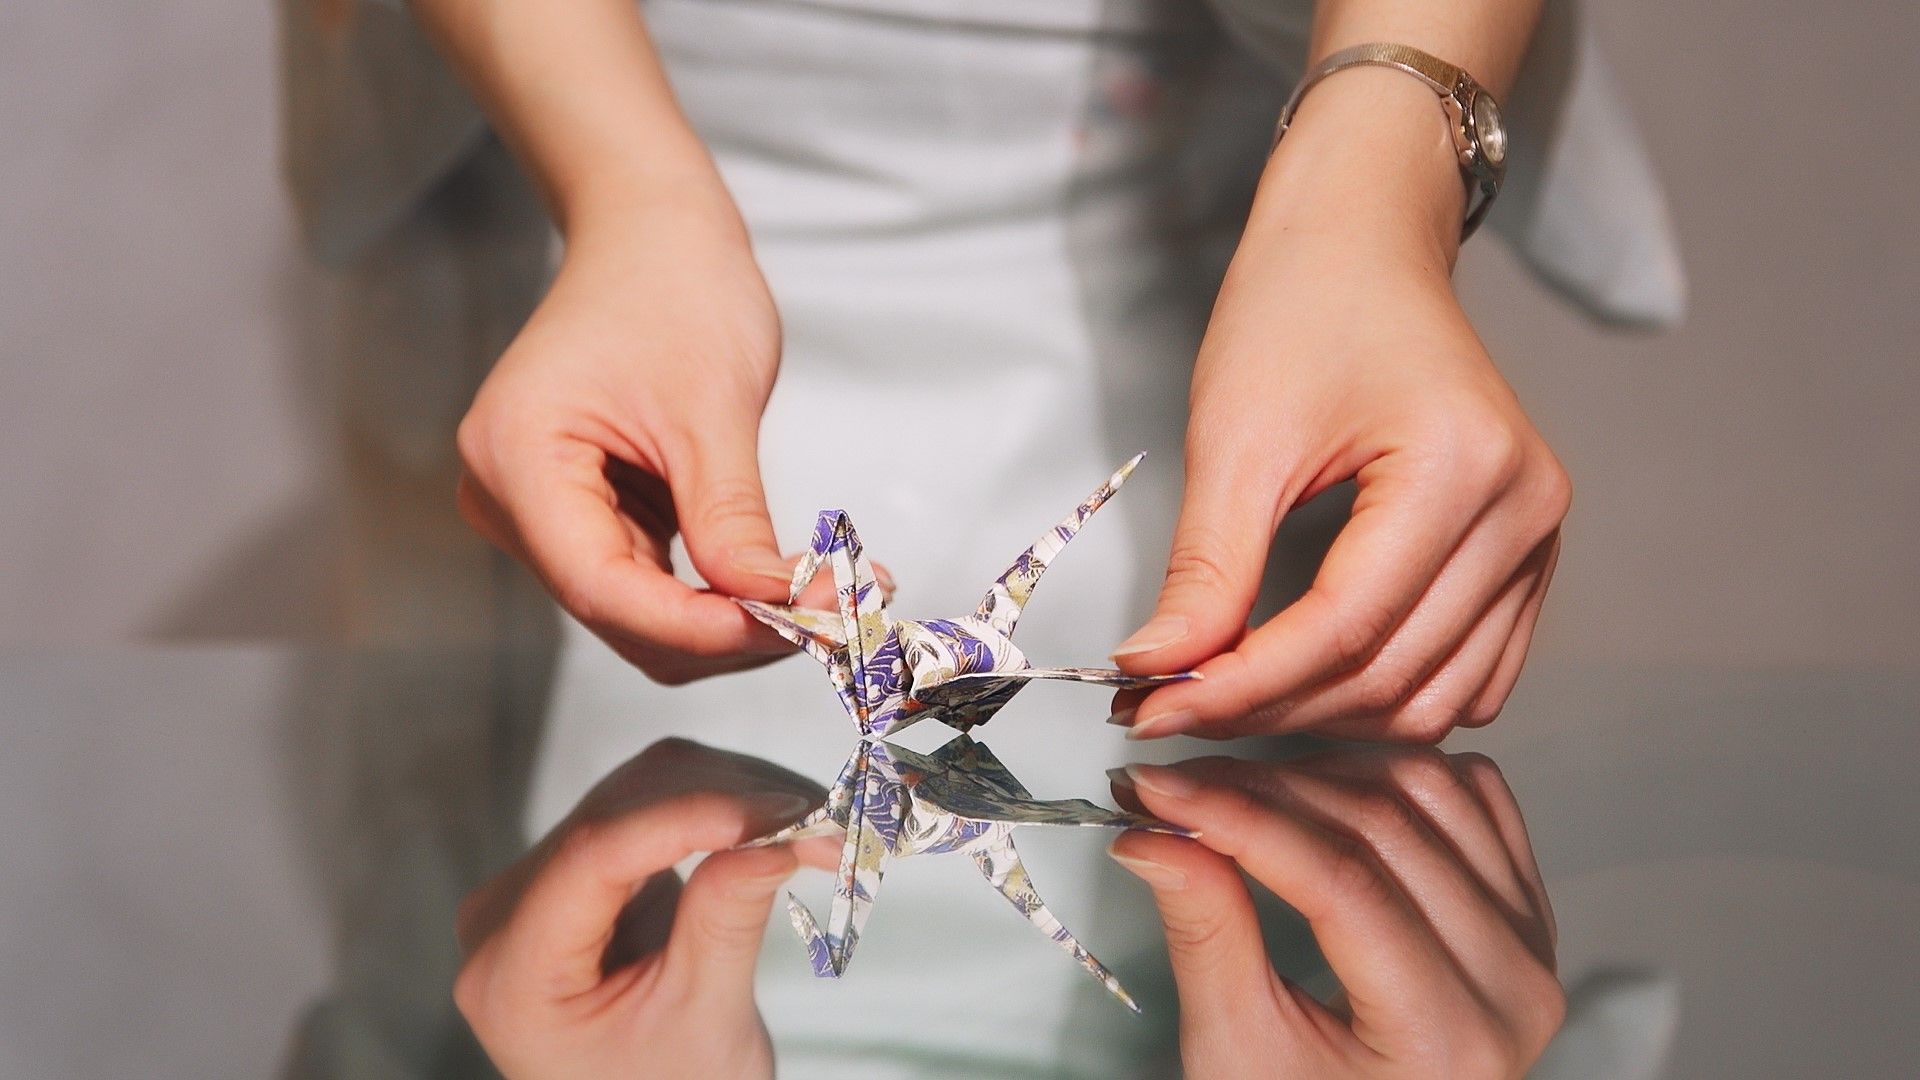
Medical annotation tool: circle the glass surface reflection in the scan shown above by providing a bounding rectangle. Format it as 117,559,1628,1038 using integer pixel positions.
450,738,1569,1078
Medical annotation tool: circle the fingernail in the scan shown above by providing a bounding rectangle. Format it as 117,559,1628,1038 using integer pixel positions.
1105,707,1137,729
732,550,795,583
745,792,813,824
1104,766,1136,794
1107,839,1187,889
1125,709,1196,741
728,863,798,900
873,562,898,596
1111,615,1189,659
1123,763,1198,799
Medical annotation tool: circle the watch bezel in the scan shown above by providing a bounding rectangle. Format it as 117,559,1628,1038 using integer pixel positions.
1452,79,1508,188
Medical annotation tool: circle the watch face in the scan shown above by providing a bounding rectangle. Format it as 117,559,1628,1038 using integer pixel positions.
1473,93,1507,167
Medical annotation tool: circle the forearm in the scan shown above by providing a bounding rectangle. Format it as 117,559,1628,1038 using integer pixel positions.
1248,0,1543,266
410,0,737,238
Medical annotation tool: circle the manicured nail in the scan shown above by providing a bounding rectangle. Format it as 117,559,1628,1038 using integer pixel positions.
1107,838,1188,889
1104,765,1136,793
745,792,813,825
874,562,898,597
1125,709,1196,741
1105,707,1137,729
732,550,795,583
1111,615,1189,659
1123,763,1199,799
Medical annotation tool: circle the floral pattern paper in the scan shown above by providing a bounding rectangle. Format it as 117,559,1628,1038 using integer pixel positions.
738,455,1196,1011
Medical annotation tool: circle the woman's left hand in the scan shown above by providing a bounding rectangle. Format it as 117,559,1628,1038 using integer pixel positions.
1110,73,1569,743
1110,748,1563,1079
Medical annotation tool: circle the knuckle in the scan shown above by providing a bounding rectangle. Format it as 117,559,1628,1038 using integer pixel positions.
1162,911,1234,956
1442,1028,1517,1079
1458,421,1528,488
1532,458,1574,525
1350,789,1421,840
549,817,609,874
1462,696,1507,728
1396,702,1466,745
1386,748,1464,799
549,571,603,629
450,959,494,1029
1323,597,1400,672
1353,664,1422,715
1526,975,1571,1049
454,413,488,473
1454,752,1507,791
1162,533,1241,599
1319,834,1396,909
695,476,770,537
453,404,518,481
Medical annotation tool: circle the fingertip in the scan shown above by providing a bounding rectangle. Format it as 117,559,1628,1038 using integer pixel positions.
705,844,800,901
1107,834,1189,890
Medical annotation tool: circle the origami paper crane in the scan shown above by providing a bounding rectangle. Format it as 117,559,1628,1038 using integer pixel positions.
737,454,1197,1011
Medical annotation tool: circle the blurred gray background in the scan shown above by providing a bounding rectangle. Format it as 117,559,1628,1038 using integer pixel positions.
1,1,1915,1078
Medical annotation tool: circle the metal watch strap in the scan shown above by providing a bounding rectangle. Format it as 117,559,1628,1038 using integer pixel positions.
1277,44,1465,134
1274,43,1499,239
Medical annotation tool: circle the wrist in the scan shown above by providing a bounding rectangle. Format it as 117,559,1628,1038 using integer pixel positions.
561,169,757,272
1246,67,1469,272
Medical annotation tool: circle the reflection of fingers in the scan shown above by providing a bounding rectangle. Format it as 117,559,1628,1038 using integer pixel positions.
1466,535,1560,723
662,845,799,1002
1293,751,1536,929
604,636,793,685
1120,763,1463,1032
1109,832,1300,1037
492,787,812,1003
1454,754,1557,959
1250,769,1546,997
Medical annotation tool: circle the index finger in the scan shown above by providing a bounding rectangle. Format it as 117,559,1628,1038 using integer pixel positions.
481,748,820,1002
1133,462,1478,736
494,441,788,658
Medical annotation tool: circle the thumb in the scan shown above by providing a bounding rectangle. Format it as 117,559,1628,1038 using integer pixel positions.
660,845,798,1003
1108,832,1283,1021
1113,462,1275,673
672,419,790,602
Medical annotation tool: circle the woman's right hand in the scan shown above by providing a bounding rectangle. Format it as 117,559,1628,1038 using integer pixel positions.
455,195,798,684
1110,748,1564,1079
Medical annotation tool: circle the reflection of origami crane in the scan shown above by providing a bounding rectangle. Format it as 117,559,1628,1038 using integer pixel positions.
738,455,1196,1011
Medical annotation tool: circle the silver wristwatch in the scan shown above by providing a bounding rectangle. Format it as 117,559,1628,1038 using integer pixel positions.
1275,43,1509,239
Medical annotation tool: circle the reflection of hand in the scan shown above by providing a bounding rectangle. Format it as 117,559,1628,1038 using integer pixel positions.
455,198,799,685
1112,78,1567,744
1110,749,1562,1079
453,738,825,1080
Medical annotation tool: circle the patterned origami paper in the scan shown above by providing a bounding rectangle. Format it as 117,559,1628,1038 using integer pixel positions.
737,454,1197,1011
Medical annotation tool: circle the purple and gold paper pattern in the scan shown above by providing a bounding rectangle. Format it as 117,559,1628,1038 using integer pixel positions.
737,455,1197,1011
